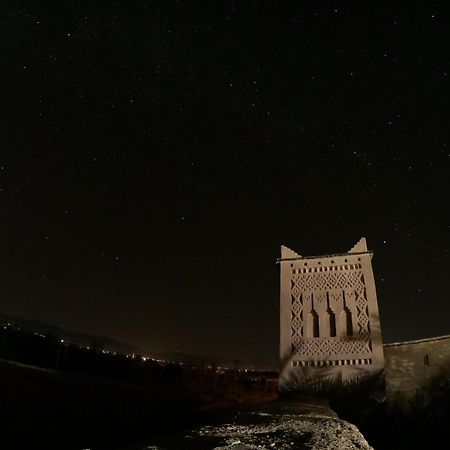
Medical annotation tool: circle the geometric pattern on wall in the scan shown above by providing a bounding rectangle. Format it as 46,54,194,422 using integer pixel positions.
290,267,372,357
291,336,372,357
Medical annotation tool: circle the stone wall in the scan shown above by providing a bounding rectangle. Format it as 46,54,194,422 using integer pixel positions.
384,335,450,403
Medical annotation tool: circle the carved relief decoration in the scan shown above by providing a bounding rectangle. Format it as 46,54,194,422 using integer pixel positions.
290,266,372,357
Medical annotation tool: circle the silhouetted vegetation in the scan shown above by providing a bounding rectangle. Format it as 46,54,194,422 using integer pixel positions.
364,374,450,450
279,370,384,400
278,369,450,449
0,320,277,449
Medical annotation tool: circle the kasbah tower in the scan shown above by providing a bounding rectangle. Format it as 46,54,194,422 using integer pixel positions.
278,237,384,391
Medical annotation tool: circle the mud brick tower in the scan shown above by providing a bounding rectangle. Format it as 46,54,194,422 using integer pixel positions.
278,238,384,391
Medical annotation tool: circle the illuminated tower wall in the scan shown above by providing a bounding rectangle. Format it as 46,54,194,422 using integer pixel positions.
278,238,384,391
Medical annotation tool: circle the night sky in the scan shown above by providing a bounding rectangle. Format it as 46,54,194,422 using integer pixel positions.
1,1,449,365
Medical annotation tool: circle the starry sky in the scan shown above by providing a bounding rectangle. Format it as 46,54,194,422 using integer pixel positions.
1,1,449,365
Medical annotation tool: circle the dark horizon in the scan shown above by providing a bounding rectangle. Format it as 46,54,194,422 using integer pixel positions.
2,1,449,364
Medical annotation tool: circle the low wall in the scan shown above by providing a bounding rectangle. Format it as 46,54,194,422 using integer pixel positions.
383,334,450,403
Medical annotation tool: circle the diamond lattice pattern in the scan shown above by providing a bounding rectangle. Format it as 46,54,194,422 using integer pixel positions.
290,268,372,357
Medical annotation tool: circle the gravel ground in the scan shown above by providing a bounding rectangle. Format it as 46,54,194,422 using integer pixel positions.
135,399,373,450
196,411,373,450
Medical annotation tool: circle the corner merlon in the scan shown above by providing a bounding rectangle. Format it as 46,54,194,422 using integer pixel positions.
280,245,301,259
348,237,367,254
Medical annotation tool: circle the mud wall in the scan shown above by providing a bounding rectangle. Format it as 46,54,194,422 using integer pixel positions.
383,335,450,402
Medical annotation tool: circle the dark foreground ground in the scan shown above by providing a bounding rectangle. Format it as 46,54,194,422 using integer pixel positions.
1,356,449,449
0,354,373,450
126,398,373,450
0,357,276,449
0,357,196,449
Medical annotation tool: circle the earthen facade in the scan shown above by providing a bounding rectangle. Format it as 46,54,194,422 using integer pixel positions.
278,238,384,391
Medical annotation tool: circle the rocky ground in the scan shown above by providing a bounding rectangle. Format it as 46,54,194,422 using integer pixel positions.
137,397,373,450
199,415,372,450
